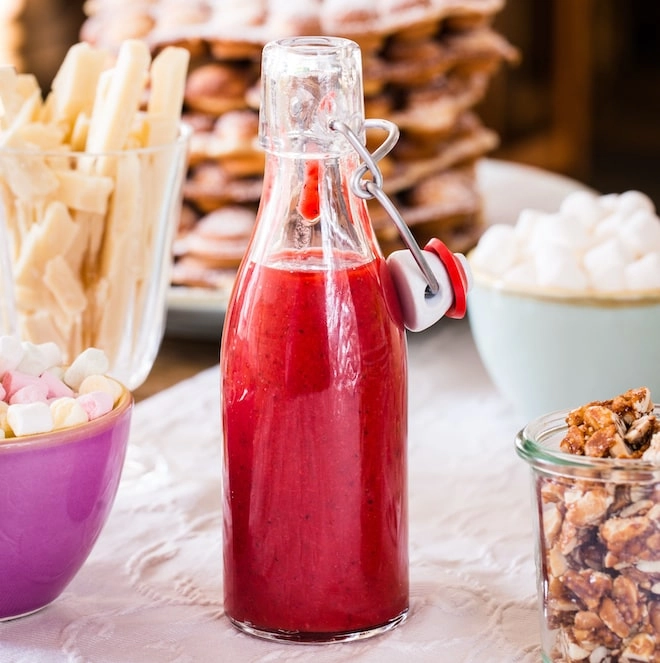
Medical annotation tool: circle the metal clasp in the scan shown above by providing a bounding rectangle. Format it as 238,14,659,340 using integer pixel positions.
330,119,440,297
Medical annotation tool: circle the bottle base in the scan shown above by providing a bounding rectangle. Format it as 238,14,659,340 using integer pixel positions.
228,608,409,644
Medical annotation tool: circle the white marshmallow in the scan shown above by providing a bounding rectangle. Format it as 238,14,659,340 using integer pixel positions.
17,341,63,377
625,252,660,290
593,212,626,242
7,401,54,436
559,190,603,231
0,335,24,378
583,238,630,291
468,224,519,276
534,244,588,290
526,212,591,255
0,401,10,437
50,397,89,430
79,374,124,405
63,348,110,391
598,193,620,213
513,208,545,245
618,210,660,258
615,190,656,217
501,260,537,287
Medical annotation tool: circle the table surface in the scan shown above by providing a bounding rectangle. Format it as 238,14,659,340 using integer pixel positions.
1,318,541,663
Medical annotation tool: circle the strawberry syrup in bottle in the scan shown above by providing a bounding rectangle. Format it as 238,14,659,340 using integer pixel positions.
220,36,409,642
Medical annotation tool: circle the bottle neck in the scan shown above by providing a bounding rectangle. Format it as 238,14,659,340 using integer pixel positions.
249,149,380,270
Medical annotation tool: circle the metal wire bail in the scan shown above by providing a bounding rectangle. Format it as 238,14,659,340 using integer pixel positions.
330,119,440,296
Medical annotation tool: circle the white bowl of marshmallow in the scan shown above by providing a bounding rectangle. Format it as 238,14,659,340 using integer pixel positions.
467,189,660,420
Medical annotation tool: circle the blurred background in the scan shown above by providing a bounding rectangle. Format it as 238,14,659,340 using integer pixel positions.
2,0,659,205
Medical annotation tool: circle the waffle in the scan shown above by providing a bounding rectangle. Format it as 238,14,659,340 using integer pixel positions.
81,0,518,290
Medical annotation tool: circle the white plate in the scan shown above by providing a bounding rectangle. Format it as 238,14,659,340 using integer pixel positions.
165,158,591,339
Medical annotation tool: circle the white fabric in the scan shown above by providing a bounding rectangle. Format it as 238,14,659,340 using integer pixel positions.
0,319,542,662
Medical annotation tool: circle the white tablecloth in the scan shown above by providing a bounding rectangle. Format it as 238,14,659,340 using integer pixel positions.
0,318,543,662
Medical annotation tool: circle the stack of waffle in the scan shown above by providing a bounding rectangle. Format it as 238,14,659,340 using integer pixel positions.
81,0,517,290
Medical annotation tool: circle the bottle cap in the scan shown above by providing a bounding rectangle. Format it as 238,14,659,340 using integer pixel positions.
386,240,472,332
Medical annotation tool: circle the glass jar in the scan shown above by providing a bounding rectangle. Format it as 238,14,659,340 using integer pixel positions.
220,37,409,643
516,408,660,663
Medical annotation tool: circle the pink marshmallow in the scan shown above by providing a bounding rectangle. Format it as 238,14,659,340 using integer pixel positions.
0,383,5,402
2,370,43,400
76,391,113,420
39,370,75,399
9,383,49,405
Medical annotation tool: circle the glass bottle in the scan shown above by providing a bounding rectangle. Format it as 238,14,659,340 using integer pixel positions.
220,36,409,643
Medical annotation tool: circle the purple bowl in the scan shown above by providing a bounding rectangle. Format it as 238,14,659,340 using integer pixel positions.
0,387,133,620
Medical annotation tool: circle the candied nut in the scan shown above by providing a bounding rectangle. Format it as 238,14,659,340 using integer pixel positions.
573,610,621,651
620,500,654,518
611,576,642,627
549,546,569,577
565,487,614,527
588,645,613,663
599,596,631,639
625,414,658,452
610,387,653,425
620,632,655,662
563,569,613,611
544,501,565,547
584,405,624,432
542,479,569,503
563,424,587,455
600,516,654,556
559,519,588,555
561,387,657,458
649,601,660,632
558,627,592,661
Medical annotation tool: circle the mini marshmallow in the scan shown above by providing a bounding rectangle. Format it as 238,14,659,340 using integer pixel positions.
615,190,656,217
0,401,11,437
2,370,42,400
618,210,660,258
63,348,110,391
513,208,545,245
501,260,537,287
7,402,54,436
526,212,591,256
0,335,24,378
39,370,74,399
50,397,89,429
558,190,604,231
17,341,63,377
469,224,518,276
625,252,660,290
598,193,620,213
534,244,588,290
9,383,49,405
583,238,630,291
593,212,627,242
78,374,123,404
77,391,114,420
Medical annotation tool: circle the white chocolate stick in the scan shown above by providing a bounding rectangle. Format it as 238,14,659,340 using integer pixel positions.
49,42,108,135
85,39,150,154
147,46,190,146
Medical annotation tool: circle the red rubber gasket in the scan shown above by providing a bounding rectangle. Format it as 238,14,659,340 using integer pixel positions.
423,238,469,319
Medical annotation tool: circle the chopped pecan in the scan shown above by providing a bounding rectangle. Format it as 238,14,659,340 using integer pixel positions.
565,487,615,527
611,576,643,627
620,632,655,662
599,596,632,639
563,569,613,611
572,610,621,651
600,516,655,557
